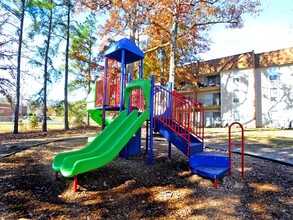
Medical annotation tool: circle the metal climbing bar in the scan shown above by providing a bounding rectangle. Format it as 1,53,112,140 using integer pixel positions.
228,122,245,179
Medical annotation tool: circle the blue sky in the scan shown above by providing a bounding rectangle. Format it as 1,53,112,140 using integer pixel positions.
201,0,293,60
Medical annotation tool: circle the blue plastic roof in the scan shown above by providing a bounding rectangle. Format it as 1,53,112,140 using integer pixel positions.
104,38,144,64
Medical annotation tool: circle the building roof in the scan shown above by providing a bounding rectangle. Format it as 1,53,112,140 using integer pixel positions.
187,47,293,77
104,38,144,64
256,47,293,68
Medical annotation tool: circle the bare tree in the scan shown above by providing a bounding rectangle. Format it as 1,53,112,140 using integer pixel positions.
14,0,25,134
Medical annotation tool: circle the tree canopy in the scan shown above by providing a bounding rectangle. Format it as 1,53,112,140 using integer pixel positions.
0,0,262,132
78,0,261,87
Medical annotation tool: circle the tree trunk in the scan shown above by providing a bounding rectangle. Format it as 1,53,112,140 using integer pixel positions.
168,7,179,90
13,0,25,134
87,41,92,126
42,0,53,132
128,6,138,78
64,0,70,130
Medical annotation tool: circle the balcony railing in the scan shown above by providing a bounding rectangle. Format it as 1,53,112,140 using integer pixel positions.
197,98,221,107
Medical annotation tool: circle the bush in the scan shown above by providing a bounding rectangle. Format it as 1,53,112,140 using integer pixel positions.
28,115,38,129
69,100,87,127
73,111,86,126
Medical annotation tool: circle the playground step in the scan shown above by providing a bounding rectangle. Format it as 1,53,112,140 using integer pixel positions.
190,165,229,180
189,152,230,180
190,142,204,154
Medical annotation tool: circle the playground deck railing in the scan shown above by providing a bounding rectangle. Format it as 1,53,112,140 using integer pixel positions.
154,86,204,156
95,73,146,111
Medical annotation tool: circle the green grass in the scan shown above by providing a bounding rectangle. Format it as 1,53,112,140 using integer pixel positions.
1,123,292,150
0,121,64,133
205,128,293,149
242,134,293,149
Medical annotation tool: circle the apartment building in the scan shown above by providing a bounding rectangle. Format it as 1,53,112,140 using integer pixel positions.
0,103,28,121
180,47,293,128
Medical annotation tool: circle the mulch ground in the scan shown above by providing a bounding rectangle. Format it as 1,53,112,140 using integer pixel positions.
0,127,292,219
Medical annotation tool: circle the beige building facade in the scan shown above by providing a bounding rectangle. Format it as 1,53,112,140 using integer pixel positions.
180,47,293,128
256,65,293,128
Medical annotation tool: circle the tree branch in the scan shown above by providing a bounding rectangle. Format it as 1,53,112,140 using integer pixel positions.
143,42,170,54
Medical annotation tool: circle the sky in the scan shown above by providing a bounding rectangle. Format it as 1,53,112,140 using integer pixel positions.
200,0,293,60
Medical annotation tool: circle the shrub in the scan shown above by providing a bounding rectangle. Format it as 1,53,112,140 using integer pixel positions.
28,115,38,129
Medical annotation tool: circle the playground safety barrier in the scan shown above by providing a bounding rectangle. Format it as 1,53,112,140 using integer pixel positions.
154,86,204,156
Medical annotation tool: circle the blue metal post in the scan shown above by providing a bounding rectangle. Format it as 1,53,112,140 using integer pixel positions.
125,72,131,160
102,58,109,130
168,82,173,157
149,75,155,165
139,59,143,79
120,49,126,112
127,73,131,114
145,120,149,154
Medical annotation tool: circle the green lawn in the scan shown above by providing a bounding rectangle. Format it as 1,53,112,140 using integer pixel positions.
0,121,64,133
1,122,292,150
205,128,293,149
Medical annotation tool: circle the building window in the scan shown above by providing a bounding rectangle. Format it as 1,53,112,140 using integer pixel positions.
205,75,220,87
270,75,278,80
203,93,212,106
269,67,279,81
233,89,240,103
233,71,240,85
270,110,278,124
205,111,221,127
213,93,220,105
234,111,240,121
270,88,277,102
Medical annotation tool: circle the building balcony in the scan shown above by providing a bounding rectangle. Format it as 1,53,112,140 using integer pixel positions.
197,98,221,110
195,85,220,93
204,105,221,110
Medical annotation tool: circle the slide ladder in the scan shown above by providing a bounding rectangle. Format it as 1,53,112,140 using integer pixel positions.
154,86,230,187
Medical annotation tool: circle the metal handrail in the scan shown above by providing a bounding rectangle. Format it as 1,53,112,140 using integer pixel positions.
228,122,245,179
172,90,205,142
154,86,204,156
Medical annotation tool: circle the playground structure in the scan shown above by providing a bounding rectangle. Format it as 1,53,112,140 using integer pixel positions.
52,38,245,191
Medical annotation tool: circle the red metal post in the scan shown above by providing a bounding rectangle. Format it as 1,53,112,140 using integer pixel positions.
228,122,245,179
214,179,218,189
74,176,78,193
187,104,191,157
241,127,245,179
229,125,232,176
201,106,204,144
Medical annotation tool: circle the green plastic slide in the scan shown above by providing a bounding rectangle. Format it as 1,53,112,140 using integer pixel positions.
87,109,112,126
52,109,150,177
86,86,112,127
